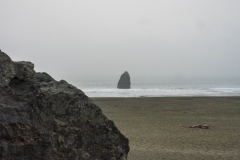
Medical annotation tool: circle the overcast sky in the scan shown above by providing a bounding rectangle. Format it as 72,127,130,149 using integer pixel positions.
1,0,240,81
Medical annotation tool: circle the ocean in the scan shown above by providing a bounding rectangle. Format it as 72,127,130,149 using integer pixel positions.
72,78,240,97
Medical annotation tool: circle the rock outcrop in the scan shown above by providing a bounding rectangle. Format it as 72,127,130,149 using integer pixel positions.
117,72,131,89
0,50,129,160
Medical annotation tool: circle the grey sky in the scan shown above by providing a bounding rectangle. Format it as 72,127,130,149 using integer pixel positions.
1,0,240,81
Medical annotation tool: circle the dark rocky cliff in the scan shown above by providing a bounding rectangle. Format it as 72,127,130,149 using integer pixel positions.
0,50,129,160
117,72,131,89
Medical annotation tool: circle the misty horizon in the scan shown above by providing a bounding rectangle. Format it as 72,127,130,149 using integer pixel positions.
1,1,240,82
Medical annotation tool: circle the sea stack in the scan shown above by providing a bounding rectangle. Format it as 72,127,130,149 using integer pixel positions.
117,71,131,89
0,50,129,160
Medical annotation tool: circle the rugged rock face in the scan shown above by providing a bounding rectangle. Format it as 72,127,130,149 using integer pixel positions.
0,50,129,160
117,72,131,89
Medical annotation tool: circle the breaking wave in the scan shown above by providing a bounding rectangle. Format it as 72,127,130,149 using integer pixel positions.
81,87,240,97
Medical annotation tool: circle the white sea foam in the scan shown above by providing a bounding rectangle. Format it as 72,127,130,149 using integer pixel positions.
80,87,240,97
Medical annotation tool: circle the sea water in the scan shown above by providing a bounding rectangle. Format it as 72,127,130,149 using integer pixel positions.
72,79,240,97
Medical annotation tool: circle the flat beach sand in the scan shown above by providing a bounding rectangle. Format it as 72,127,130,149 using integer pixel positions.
93,97,240,160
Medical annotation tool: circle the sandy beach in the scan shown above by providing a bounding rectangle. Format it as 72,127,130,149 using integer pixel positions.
93,97,240,160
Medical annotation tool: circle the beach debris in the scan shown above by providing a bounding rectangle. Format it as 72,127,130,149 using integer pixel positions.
181,124,210,129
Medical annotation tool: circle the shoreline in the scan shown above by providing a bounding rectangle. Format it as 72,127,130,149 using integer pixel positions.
90,96,240,98
93,96,240,160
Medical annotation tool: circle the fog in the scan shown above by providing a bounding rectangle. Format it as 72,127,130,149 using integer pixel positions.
1,0,240,81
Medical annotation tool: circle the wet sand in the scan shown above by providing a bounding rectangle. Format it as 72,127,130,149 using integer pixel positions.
93,97,240,160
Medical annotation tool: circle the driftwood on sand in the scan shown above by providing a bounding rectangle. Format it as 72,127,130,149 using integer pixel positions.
181,124,210,129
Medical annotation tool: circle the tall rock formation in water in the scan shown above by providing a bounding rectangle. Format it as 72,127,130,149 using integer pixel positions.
0,50,129,160
117,71,131,89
